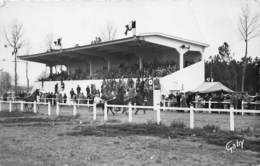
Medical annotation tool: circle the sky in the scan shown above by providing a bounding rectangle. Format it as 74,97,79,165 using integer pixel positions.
0,0,259,86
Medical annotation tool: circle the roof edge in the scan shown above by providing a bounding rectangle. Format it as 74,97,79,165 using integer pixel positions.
138,32,209,47
19,36,137,59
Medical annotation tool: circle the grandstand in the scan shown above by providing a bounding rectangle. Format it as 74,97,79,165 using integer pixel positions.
19,32,209,96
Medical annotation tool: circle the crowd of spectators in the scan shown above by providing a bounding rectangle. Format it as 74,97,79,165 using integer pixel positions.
164,91,260,110
37,76,158,106
38,61,178,81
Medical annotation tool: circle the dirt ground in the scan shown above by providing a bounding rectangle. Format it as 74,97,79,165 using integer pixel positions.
0,105,260,166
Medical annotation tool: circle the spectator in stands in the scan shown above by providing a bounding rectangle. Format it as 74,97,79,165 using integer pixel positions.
41,61,179,81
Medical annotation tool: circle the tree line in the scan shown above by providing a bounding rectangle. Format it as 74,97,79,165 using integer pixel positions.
205,43,260,95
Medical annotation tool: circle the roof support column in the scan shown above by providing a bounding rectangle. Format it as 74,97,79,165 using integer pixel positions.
54,65,57,73
107,57,111,72
89,61,93,76
178,48,188,70
138,55,143,71
49,65,53,77
180,52,184,70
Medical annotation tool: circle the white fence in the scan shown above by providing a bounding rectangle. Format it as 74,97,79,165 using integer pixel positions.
104,103,259,131
0,100,259,131
0,100,50,114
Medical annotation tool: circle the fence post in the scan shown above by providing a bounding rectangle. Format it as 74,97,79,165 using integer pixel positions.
48,102,51,116
56,102,60,116
190,105,194,129
104,102,108,121
241,101,244,116
73,102,77,116
128,103,132,123
163,99,166,111
33,101,37,113
156,104,161,125
20,101,24,112
230,106,235,131
93,103,96,121
208,100,211,113
0,101,2,112
9,101,12,112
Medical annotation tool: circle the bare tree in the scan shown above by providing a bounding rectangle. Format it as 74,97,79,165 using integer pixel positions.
238,4,260,92
45,33,54,51
101,22,117,41
4,21,24,94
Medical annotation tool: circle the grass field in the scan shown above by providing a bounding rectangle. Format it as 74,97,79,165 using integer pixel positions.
0,103,260,165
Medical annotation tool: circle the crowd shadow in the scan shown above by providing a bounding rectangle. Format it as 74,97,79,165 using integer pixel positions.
0,111,80,127
0,110,37,118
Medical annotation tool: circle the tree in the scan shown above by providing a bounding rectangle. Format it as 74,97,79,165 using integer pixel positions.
238,4,260,92
4,21,24,94
101,22,117,41
205,43,240,91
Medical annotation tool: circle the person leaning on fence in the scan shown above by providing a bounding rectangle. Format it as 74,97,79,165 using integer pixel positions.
231,93,238,109
3,93,8,101
194,93,200,108
180,93,187,109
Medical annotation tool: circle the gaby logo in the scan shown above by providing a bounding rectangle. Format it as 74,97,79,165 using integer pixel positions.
226,139,244,153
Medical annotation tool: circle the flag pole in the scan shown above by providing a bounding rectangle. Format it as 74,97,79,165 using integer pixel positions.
132,20,136,36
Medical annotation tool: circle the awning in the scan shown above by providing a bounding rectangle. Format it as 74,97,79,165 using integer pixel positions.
192,82,234,93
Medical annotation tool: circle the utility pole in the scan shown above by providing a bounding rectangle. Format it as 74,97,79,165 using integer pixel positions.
14,50,17,94
257,61,260,94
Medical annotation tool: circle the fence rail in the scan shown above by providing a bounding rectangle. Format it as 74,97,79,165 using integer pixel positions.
0,100,259,131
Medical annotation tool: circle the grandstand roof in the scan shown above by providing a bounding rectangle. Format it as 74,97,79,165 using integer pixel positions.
18,32,209,65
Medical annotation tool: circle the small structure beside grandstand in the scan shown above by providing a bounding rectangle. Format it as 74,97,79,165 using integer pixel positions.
19,32,209,97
